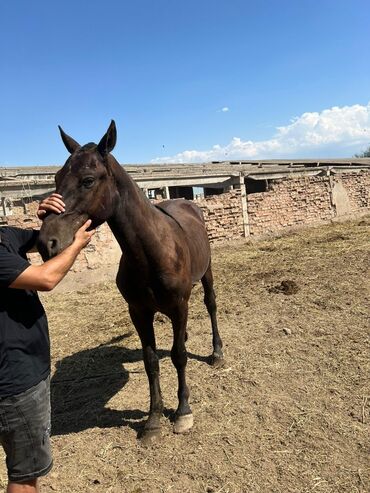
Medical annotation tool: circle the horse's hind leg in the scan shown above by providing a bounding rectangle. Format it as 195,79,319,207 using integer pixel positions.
170,301,194,434
201,262,224,367
129,305,163,443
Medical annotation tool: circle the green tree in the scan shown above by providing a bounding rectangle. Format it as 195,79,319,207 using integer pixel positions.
355,145,370,157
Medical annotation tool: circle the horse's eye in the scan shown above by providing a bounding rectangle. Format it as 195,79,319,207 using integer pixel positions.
82,177,95,188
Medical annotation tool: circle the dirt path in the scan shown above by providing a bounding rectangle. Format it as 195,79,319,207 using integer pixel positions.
1,218,369,492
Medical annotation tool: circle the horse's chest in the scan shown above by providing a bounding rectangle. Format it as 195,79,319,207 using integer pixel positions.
115,264,157,305
116,264,186,311
116,268,150,301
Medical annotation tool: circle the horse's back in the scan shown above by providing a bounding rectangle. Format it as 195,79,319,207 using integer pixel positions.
155,199,210,281
156,199,204,224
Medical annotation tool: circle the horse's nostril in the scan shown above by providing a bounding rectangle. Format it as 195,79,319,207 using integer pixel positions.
47,238,59,255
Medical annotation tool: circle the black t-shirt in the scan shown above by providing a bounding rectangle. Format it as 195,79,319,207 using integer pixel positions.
0,226,50,397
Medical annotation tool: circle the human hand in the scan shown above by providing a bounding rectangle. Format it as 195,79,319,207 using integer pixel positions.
72,219,96,250
37,193,65,219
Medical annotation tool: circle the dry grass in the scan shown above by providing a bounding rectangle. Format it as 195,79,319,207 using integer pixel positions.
0,217,369,492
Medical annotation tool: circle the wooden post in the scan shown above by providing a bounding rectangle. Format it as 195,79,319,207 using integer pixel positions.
238,173,250,237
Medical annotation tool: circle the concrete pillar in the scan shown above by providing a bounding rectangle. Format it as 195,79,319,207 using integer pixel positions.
162,186,170,199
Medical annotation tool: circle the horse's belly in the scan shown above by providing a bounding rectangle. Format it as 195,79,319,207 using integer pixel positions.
155,199,211,282
188,235,210,282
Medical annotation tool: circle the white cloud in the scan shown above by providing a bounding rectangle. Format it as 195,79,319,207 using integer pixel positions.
221,106,229,112
152,102,370,163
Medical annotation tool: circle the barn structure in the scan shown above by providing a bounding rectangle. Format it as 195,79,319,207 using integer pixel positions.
1,158,369,288
1,158,369,233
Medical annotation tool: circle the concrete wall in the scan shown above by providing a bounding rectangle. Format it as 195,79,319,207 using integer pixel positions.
335,171,370,213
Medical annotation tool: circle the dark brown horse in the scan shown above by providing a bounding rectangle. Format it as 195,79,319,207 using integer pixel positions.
38,121,224,441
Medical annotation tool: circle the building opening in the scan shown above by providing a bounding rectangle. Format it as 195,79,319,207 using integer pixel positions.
245,177,268,194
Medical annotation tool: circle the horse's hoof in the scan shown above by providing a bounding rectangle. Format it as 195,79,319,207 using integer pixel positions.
208,353,225,368
140,427,161,446
173,413,194,434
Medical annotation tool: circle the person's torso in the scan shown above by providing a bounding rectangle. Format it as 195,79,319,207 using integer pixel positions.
0,227,50,397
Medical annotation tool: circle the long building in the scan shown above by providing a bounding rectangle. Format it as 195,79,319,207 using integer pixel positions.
1,159,369,286
1,159,370,216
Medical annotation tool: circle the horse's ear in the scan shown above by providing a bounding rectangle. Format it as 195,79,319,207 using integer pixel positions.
58,126,81,154
97,120,117,157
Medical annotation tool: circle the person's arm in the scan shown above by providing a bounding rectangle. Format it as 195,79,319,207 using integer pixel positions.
10,220,95,291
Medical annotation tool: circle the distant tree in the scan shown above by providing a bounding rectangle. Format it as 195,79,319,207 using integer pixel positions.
355,145,370,157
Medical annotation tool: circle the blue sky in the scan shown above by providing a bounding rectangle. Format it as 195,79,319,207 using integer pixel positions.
1,0,370,165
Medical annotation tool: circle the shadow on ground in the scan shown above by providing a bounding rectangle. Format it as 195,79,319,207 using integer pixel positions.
51,334,209,436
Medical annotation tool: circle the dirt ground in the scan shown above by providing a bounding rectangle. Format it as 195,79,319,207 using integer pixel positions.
1,218,369,493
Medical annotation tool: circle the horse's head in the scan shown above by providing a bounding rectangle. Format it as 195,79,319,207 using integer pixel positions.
38,121,119,260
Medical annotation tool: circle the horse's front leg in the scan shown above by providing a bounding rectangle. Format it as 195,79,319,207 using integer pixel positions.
170,301,193,434
129,306,163,443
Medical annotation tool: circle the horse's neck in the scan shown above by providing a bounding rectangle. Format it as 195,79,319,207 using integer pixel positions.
107,158,157,254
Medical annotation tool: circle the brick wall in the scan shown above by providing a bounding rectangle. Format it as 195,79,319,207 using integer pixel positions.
246,172,370,236
0,192,244,289
247,176,335,236
194,189,245,242
0,171,369,289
